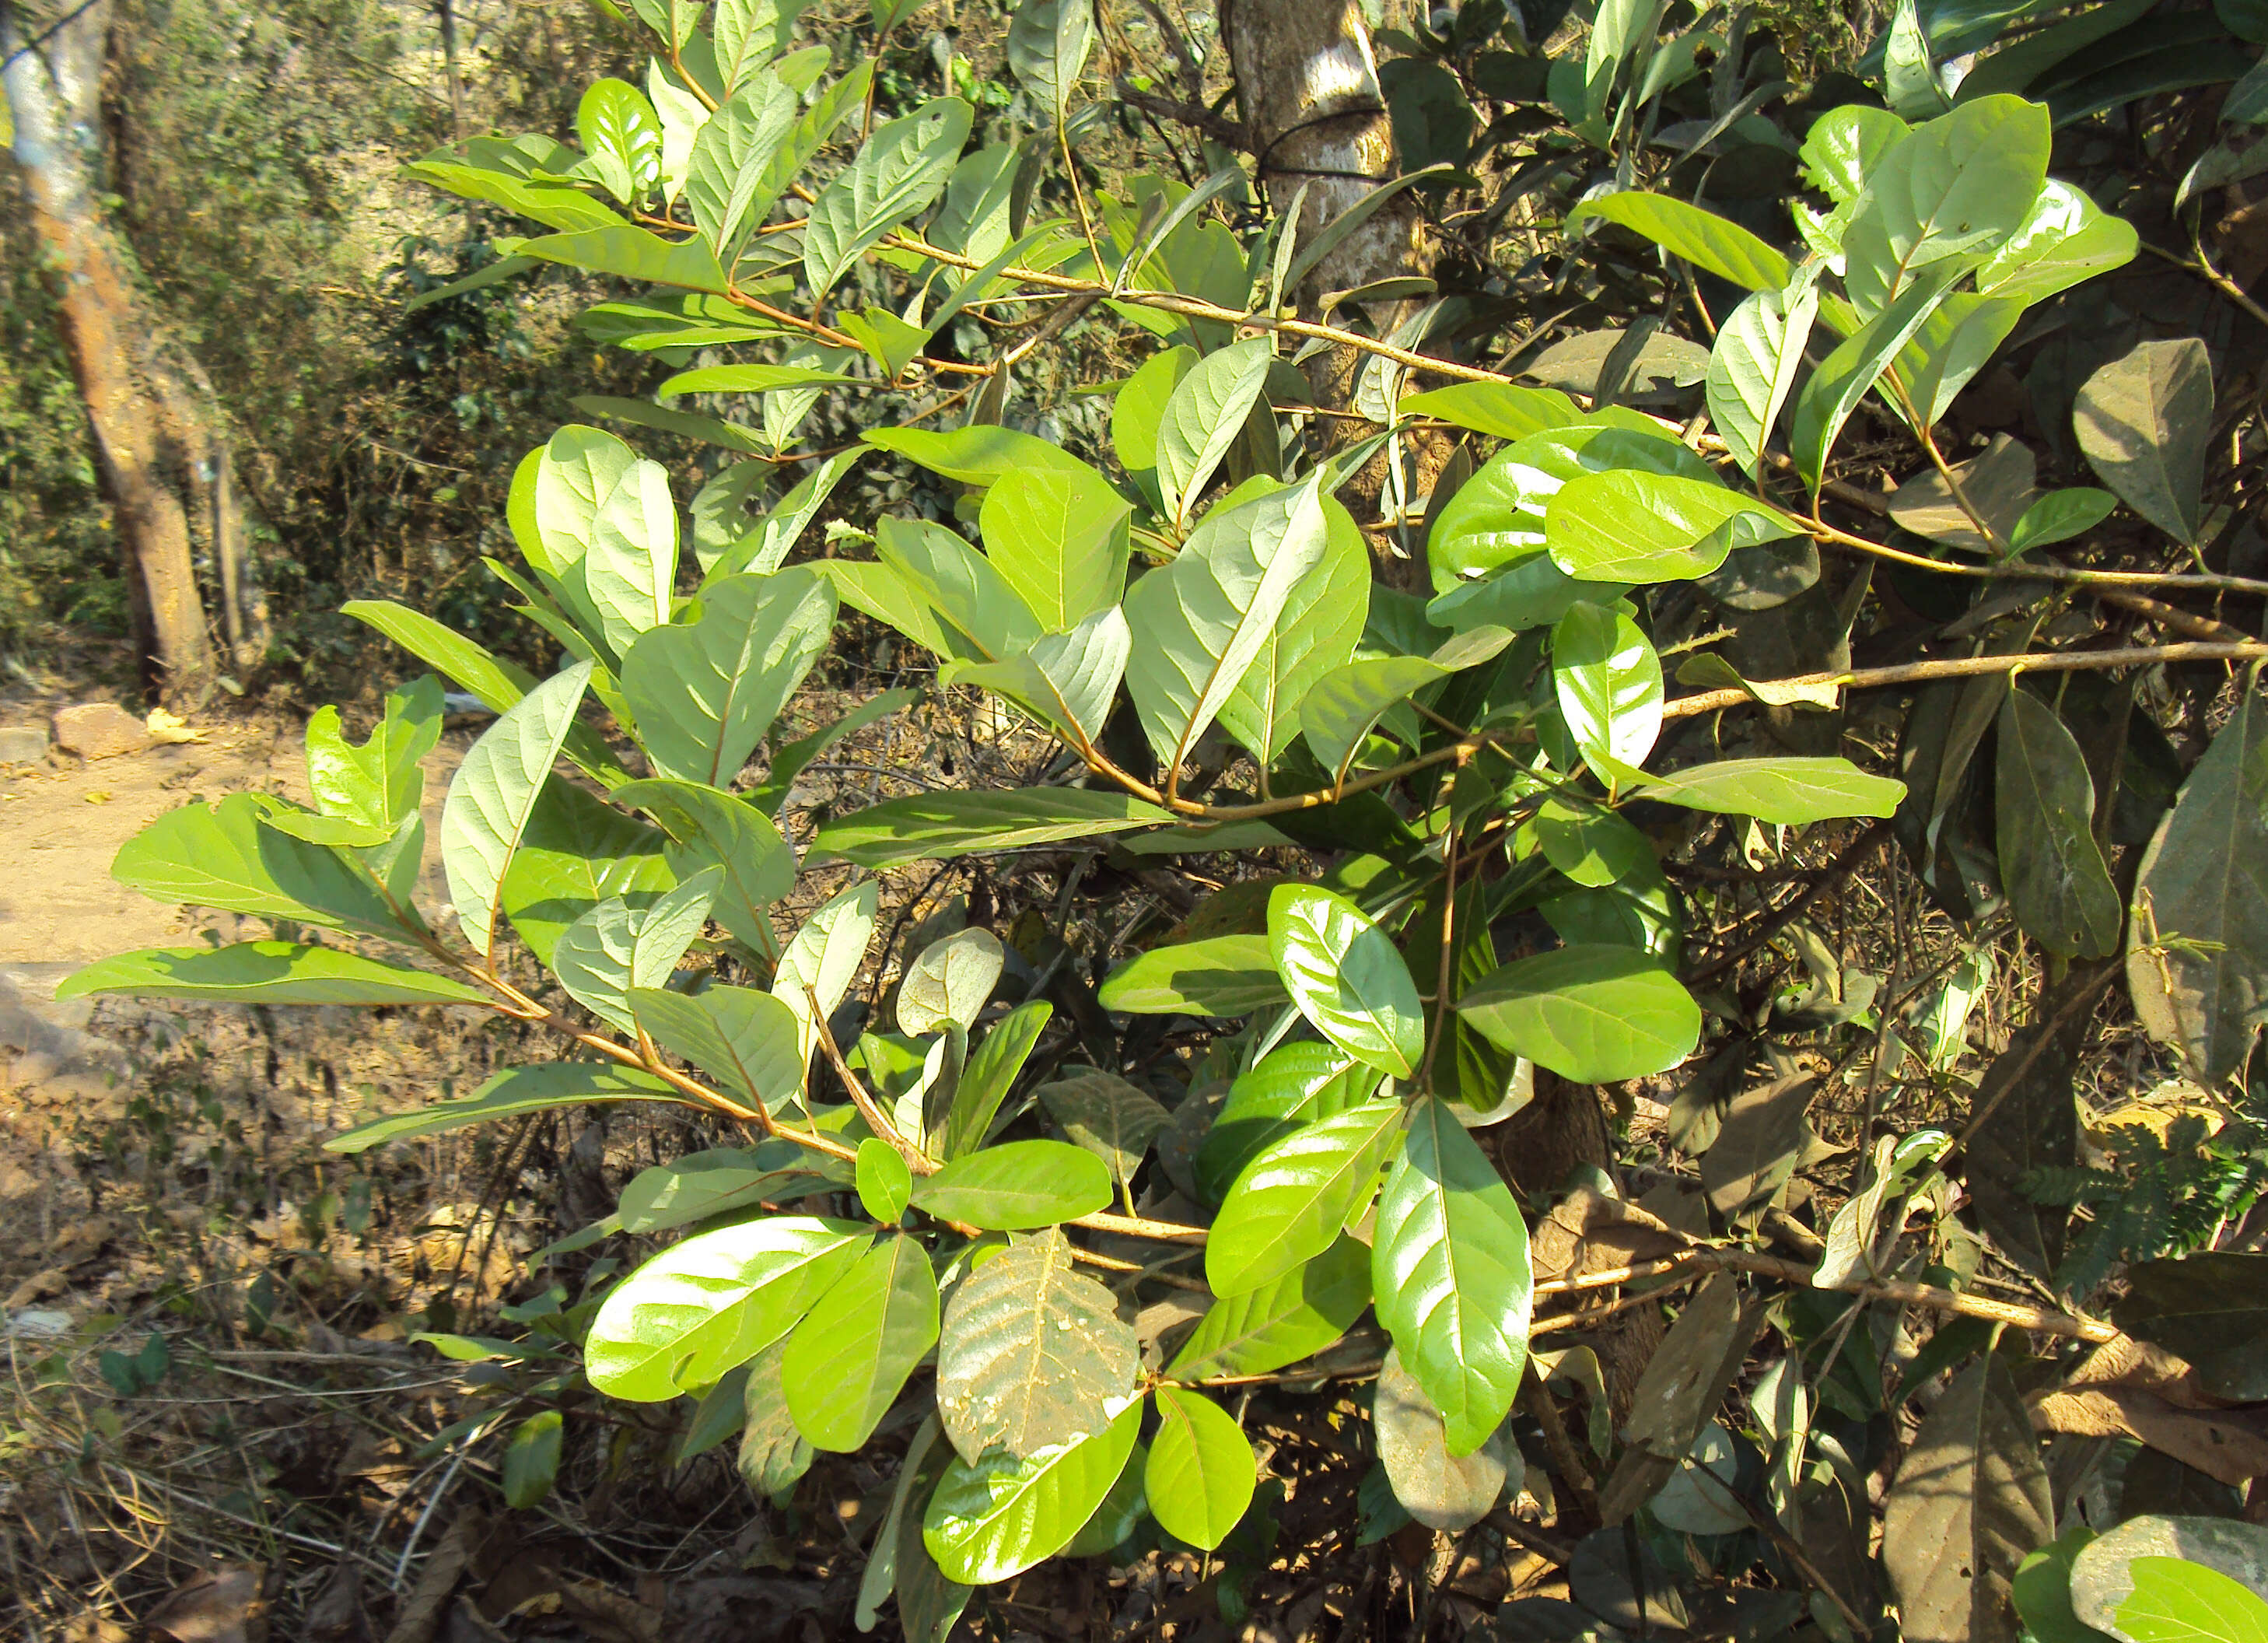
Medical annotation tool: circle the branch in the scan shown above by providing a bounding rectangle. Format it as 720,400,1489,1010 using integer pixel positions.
1113,80,1248,150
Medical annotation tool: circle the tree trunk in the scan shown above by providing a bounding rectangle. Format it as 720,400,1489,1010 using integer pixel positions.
4,0,215,702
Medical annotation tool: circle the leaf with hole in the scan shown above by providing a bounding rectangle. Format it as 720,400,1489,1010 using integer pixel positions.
934,1227,1137,1460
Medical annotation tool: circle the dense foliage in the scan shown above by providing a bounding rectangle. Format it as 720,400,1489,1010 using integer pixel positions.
62,0,2268,1635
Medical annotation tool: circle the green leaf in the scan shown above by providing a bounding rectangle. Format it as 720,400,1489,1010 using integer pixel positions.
712,0,794,94
59,943,486,1007
658,363,861,400
516,223,732,293
863,423,1093,488
502,1410,564,1508
1112,345,1197,505
499,777,672,967
2126,686,2268,1085
1060,1438,1150,1558
685,80,800,262
1156,338,1272,529
2070,1515,2268,1643
585,1216,868,1402
1530,798,1655,888
617,1146,814,1235
442,662,594,962
1196,1042,1384,1203
978,464,1130,631
1299,655,1448,786
109,793,408,942
898,926,1005,1036
705,447,870,579
581,457,678,657
939,1000,1052,1161
1038,1071,1171,1204
620,568,834,787
924,1397,1141,1584
1371,1097,1532,1456
2009,487,2118,554
945,607,1131,757
1570,194,1793,291
2015,1528,2115,1643
1430,422,1699,590
1788,262,1965,491
1146,1387,1257,1550
1884,0,1952,118
874,515,1045,662
805,97,973,295
1997,689,2121,959
1976,179,2139,307
1457,946,1699,1082
2074,337,2213,547
2113,1253,2268,1403
323,1062,684,1154
405,157,626,233
629,984,805,1112
1166,1235,1372,1380
1219,491,1370,770
1632,755,1906,823
1206,1100,1405,1298
911,1139,1113,1229
782,1234,940,1450
1841,95,2052,318
1268,885,1425,1079
1896,290,2028,430
1374,1345,1516,1531
1124,474,1331,775
1546,470,1801,584
1706,275,1821,480
1098,934,1289,1016
1398,381,1587,442
1552,602,1664,772
1881,1353,2055,1643
813,788,1174,867
857,1138,914,1223
611,777,795,955
737,1334,815,1498
306,675,442,832
577,78,663,201
935,1227,1138,1459
1004,0,1094,124
773,881,878,1094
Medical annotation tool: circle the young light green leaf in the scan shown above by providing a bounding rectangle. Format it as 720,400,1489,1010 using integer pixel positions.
1570,193,1793,291
1124,474,1331,776
1146,1387,1257,1550
1430,423,1699,589
934,1228,1137,1460
875,515,1044,664
813,788,1174,866
1997,689,2121,959
1552,602,1664,772
1632,756,1906,823
857,1137,915,1223
782,1234,940,1450
911,1139,1113,1229
554,869,719,1034
584,1216,868,1402
2074,337,2212,546
442,662,594,962
107,793,408,941
322,1063,684,1154
1112,345,1198,505
1156,338,1272,528
1097,934,1290,1017
1206,1101,1405,1298
1165,1235,1372,1380
805,97,973,295
1372,1097,1532,1456
774,881,879,1092
1707,275,1821,479
59,943,487,1008
1457,946,1699,1083
305,675,443,832
620,568,835,786
924,1398,1141,1584
1268,885,1425,1079
1545,470,1803,583
978,463,1130,631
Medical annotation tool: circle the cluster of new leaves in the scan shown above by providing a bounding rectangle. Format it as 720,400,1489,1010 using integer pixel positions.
60,0,2268,1636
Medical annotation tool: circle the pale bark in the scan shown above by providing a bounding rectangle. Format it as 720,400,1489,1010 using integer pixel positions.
4,0,215,699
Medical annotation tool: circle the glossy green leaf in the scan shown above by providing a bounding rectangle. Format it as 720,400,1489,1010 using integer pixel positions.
1268,885,1425,1078
630,983,805,1112
1196,1042,1384,1202
1124,475,1331,775
1430,423,1701,590
621,569,834,786
616,1145,814,1236
1552,602,1664,773
1976,179,2139,307
1146,1387,1257,1550
1218,490,1371,769
978,463,1129,631
2070,1515,2268,1643
1206,1100,1405,1298
912,1139,1113,1229
1458,946,1699,1082
1166,1234,1372,1380
2074,337,2212,547
516,223,731,294
1299,654,1446,785
502,1410,564,1509
934,1227,1137,1460
813,787,1174,866
1372,1097,1532,1456
923,1397,1141,1584
441,662,594,961
1841,95,2052,318
1100,934,1290,1016
1530,798,1656,888
323,1063,684,1154
1633,756,1906,823
2009,487,2118,554
863,423,1093,488
1156,337,1272,529
782,1234,940,1450
60,942,486,1007
582,458,677,655
1706,275,1820,479
1571,193,1793,290
585,1216,868,1402
1545,470,1803,584
1788,262,1963,491
1398,381,1586,441
856,1138,914,1223
805,97,973,295
1997,689,2121,958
